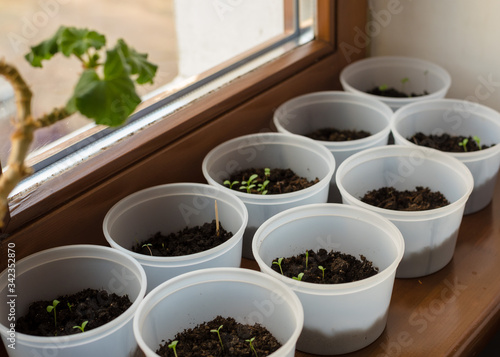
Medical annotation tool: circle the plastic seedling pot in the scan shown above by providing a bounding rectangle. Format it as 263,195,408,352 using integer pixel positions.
103,183,248,293
340,56,451,111
336,145,474,278
391,98,500,214
202,132,336,259
133,267,304,357
0,245,147,357
273,91,393,203
252,203,404,355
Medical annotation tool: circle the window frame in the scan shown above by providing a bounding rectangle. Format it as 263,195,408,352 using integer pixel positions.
0,0,367,255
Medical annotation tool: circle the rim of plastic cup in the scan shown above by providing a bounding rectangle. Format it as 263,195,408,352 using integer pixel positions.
0,245,146,346
391,98,500,162
340,56,452,105
273,91,393,152
335,145,474,221
252,203,405,295
133,267,304,357
202,133,336,205
103,183,248,265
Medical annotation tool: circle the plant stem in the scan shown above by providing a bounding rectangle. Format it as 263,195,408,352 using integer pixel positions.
0,61,72,228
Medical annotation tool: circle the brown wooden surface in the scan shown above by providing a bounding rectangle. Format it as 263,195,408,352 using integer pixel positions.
241,177,500,357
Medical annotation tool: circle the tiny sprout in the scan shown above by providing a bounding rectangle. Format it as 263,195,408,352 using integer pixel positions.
318,266,326,280
257,180,269,195
292,272,304,281
458,138,469,152
401,77,409,84
240,174,258,193
305,250,309,269
378,84,388,91
473,135,482,150
73,320,88,333
168,340,179,357
273,257,284,275
211,324,224,351
223,180,239,190
264,168,271,178
46,299,60,330
246,337,258,357
67,302,73,312
142,243,153,256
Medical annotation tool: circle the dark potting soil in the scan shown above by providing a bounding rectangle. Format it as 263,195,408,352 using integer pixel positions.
366,86,429,98
131,220,233,256
408,132,493,152
225,168,319,195
305,127,371,141
16,288,132,337
156,315,282,357
271,248,378,284
360,186,450,211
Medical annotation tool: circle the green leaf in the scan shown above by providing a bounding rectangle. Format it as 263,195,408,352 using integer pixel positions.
67,68,141,126
59,27,106,58
115,39,158,84
25,26,66,67
104,46,131,80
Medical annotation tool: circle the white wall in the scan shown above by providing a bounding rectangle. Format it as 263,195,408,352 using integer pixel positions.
367,0,500,112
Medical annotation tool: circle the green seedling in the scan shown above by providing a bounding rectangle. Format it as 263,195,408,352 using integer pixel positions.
257,180,269,195
273,257,284,275
46,299,60,330
168,340,179,357
378,84,389,91
240,174,258,193
401,77,410,96
292,272,304,281
142,243,153,256
246,337,258,357
73,320,88,333
305,250,309,269
211,324,224,352
473,135,482,150
318,265,326,280
223,180,239,190
459,138,469,152
67,302,73,312
264,168,271,178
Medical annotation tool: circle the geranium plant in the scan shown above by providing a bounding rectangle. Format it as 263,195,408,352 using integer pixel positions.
0,26,157,227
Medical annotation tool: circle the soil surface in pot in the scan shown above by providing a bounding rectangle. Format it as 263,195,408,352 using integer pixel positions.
271,248,378,284
156,315,281,357
408,132,493,152
225,168,319,195
367,86,428,98
306,127,371,141
360,186,450,211
16,288,131,337
132,220,233,256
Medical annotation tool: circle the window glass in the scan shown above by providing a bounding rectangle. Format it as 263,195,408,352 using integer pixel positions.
1,0,314,179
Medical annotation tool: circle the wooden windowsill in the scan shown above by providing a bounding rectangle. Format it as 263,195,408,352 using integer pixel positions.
241,177,500,357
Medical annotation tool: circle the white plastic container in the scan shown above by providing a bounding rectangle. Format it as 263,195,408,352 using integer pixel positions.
103,183,248,293
252,203,404,355
391,99,500,214
340,56,451,111
133,267,304,357
0,245,147,357
202,133,335,259
336,145,474,278
273,91,393,202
